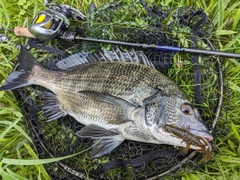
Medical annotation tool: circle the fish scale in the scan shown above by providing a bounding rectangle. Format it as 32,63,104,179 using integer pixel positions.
44,62,185,105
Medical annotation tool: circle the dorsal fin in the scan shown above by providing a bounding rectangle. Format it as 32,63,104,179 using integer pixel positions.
56,48,156,70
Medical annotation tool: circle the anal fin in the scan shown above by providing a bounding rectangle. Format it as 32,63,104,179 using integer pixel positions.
91,136,124,158
76,124,124,158
42,92,67,122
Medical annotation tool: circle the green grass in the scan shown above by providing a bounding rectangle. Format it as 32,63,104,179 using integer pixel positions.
1,0,240,179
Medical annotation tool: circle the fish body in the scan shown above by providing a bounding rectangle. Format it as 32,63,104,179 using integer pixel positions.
0,46,213,158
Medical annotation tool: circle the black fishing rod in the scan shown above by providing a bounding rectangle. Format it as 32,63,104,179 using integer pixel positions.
75,36,240,59
12,26,240,59
11,1,240,59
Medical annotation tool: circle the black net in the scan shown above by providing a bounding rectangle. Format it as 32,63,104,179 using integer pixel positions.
12,0,229,179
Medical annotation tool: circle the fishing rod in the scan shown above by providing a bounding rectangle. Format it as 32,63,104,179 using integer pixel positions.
74,36,240,59
11,1,240,59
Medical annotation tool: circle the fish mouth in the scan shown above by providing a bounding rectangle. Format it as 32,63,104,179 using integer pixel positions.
164,124,213,149
189,128,213,142
164,124,213,162
165,124,213,141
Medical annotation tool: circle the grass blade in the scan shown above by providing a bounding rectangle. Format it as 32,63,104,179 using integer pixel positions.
0,1,10,27
6,168,28,180
228,80,240,93
216,30,237,36
217,0,224,29
0,118,20,141
231,121,240,141
22,143,51,180
2,140,100,165
233,7,240,30
0,165,18,180
0,121,32,143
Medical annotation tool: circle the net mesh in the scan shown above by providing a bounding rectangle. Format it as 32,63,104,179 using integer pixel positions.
12,0,229,179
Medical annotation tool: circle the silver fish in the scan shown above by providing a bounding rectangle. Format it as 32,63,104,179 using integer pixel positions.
0,46,213,158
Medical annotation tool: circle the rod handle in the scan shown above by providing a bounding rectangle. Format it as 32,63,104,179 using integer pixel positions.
14,27,35,38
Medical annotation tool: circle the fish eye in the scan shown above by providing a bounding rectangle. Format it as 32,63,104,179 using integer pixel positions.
181,103,194,115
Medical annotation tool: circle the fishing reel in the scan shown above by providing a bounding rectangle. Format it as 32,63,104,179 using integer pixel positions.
29,1,86,41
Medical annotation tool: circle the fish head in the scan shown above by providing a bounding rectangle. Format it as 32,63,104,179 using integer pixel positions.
146,95,213,149
168,97,213,142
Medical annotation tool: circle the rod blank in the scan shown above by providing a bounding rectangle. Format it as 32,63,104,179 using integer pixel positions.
77,36,240,59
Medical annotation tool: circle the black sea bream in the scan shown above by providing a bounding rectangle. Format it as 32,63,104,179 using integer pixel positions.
0,46,213,158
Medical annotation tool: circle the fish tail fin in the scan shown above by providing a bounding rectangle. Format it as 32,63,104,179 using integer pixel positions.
0,46,41,91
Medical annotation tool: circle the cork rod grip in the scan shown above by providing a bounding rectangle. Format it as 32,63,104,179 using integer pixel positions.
14,27,35,38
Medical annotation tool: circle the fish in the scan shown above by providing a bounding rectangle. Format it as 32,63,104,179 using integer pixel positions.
0,46,213,159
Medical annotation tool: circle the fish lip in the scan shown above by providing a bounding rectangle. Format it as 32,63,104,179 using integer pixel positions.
189,128,213,141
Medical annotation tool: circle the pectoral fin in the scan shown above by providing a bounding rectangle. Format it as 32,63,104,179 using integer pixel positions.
79,91,137,124
80,90,138,108
76,124,124,158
